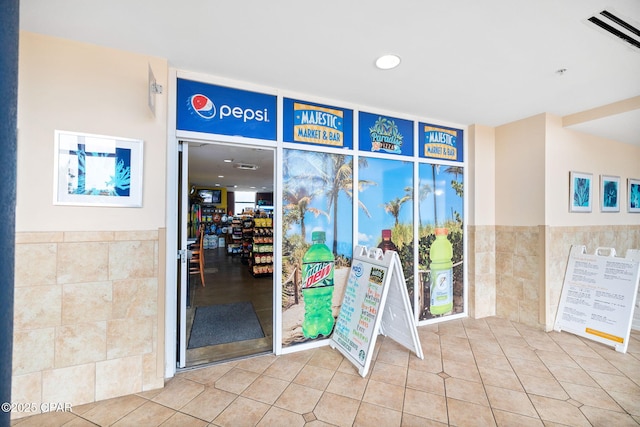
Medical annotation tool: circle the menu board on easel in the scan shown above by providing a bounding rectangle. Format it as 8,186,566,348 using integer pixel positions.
330,246,423,377
554,245,640,353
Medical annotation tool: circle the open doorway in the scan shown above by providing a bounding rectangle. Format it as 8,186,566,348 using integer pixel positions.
181,141,275,368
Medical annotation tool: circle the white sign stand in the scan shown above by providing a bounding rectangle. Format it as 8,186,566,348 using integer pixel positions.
330,246,423,377
554,245,640,353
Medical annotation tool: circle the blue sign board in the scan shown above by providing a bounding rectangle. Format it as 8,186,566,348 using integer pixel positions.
419,122,464,162
359,112,413,156
283,98,353,149
177,78,277,140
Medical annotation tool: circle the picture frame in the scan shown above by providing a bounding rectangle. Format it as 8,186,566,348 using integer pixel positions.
569,171,593,213
54,130,144,207
600,175,620,212
629,178,640,213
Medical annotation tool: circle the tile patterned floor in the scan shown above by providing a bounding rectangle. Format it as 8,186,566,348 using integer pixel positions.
11,317,640,426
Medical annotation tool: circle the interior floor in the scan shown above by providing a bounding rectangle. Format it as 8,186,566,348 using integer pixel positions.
185,246,273,367
14,317,640,426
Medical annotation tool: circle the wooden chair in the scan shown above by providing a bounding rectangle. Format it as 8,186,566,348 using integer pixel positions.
189,226,206,287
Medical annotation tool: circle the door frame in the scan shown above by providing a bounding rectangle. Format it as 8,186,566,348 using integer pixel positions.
175,140,277,368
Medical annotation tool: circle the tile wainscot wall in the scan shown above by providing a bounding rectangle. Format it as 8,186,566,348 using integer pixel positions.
12,230,166,419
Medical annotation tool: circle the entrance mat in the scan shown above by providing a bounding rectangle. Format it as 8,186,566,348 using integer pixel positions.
188,302,265,349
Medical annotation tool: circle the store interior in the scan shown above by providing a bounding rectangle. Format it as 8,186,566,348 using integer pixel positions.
184,142,275,368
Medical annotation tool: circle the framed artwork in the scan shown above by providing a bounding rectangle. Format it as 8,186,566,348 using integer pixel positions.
569,171,593,213
629,178,640,213
600,175,620,212
54,130,144,207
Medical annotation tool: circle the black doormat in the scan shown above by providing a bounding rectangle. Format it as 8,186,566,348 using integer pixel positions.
188,302,265,349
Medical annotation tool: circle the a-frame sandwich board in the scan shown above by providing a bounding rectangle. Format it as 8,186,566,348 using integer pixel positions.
330,246,423,377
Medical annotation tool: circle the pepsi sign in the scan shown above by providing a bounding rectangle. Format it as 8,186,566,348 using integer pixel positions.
177,78,277,140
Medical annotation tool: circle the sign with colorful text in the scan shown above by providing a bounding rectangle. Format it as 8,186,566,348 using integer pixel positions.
283,98,353,149
359,112,413,156
330,246,423,377
419,122,464,162
177,78,277,140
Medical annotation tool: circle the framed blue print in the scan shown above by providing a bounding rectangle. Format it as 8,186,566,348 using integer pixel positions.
54,130,144,207
569,171,593,213
600,175,620,212
629,178,640,213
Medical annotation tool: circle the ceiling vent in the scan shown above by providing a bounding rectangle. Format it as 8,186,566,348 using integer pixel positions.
234,163,259,171
587,9,640,51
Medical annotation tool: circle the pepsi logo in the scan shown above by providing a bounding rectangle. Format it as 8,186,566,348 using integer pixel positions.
189,94,216,119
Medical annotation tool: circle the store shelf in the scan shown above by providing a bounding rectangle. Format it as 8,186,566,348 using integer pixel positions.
248,217,273,276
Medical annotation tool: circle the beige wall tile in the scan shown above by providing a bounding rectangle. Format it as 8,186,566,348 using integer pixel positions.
114,230,158,241
42,364,96,407
109,241,156,280
12,328,55,375
513,254,538,281
496,228,516,253
475,252,495,275
14,285,61,330
497,298,520,321
15,243,57,286
62,282,113,324
10,372,42,419
496,253,513,276
57,242,109,284
15,232,64,244
515,228,539,256
107,317,153,359
142,352,164,391
498,275,523,302
112,278,157,319
12,230,162,412
474,226,496,253
64,231,115,243
55,322,107,367
95,355,143,401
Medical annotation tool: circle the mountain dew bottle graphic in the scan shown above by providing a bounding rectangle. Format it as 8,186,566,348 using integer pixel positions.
301,231,335,338
429,228,454,315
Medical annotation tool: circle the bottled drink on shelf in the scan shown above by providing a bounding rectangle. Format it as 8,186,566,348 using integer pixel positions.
377,229,398,253
301,231,335,338
429,228,454,315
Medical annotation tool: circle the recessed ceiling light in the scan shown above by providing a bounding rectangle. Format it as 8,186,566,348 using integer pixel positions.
375,54,401,70
218,175,224,178
223,159,233,163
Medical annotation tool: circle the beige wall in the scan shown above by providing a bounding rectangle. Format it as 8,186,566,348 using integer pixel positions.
495,114,547,226
488,113,640,329
546,113,640,226
17,32,168,232
468,124,496,226
13,32,169,419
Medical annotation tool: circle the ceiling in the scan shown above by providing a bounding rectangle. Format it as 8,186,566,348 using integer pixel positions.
186,142,275,193
19,0,640,191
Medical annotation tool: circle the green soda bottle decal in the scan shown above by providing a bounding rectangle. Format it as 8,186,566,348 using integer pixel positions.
303,261,333,288
301,231,335,338
429,228,453,315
